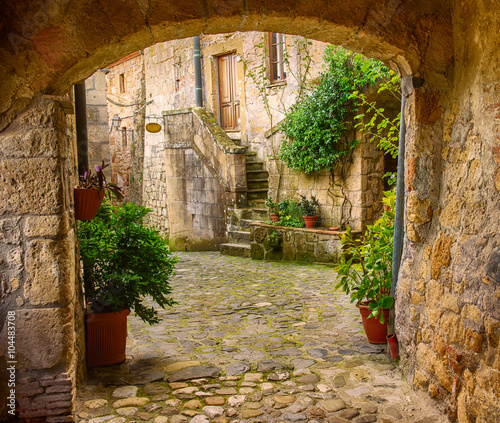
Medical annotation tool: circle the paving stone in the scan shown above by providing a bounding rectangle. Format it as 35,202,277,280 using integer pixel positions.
297,374,319,384
228,395,246,407
168,366,221,382
338,409,360,419
270,348,302,356
244,373,264,382
170,416,189,423
144,403,162,413
202,405,224,418
227,362,251,376
333,375,346,388
298,383,315,391
215,387,237,395
244,401,263,409
257,360,286,372
362,405,378,414
268,371,290,381
384,406,402,419
320,398,347,412
181,409,198,417
317,384,332,393
283,412,308,421
152,394,169,401
273,395,297,404
307,406,326,419
136,412,154,421
116,407,138,417
292,359,315,369
242,409,265,419
354,415,377,423
190,416,209,423
184,399,202,409
308,348,328,358
84,399,108,409
112,397,150,408
205,396,226,405
325,356,344,362
165,399,182,407
326,417,350,423
154,417,169,423
226,407,238,417
170,382,189,389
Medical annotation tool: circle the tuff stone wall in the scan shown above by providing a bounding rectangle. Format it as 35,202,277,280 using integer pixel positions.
394,3,500,420
163,110,228,251
0,95,80,421
85,71,111,179
107,52,145,203
250,223,348,263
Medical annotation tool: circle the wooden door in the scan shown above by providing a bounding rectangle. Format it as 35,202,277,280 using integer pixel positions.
218,54,240,131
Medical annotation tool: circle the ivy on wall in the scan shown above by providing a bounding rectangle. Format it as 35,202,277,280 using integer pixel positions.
279,46,397,173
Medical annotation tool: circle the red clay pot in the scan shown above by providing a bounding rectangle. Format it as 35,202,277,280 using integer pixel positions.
74,188,104,221
85,309,130,367
358,304,390,344
303,215,318,228
270,213,280,223
387,333,399,358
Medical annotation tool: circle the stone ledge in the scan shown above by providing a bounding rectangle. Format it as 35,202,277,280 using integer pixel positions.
249,221,361,237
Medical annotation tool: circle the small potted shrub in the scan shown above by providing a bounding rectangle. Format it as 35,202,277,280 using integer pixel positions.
335,190,395,343
300,195,320,228
74,161,124,221
78,200,177,367
265,197,280,223
276,200,304,228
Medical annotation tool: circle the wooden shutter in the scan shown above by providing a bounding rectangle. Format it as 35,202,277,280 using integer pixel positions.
218,54,240,131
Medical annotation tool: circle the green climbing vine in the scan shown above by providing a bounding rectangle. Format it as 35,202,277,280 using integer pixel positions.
279,46,396,174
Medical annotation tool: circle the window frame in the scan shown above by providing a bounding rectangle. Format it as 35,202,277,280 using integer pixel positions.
268,33,286,84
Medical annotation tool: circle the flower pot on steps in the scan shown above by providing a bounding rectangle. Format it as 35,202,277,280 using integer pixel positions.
303,215,318,229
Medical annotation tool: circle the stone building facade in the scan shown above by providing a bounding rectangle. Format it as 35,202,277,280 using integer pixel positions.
0,1,498,421
94,32,395,243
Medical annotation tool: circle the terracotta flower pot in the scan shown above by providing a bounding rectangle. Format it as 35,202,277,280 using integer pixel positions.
85,309,130,367
358,304,390,344
303,215,318,228
270,213,280,223
387,333,399,358
74,188,105,221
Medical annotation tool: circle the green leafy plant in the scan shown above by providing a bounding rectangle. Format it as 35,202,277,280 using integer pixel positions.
275,200,304,227
267,231,283,250
279,46,395,174
335,190,396,322
265,197,279,214
78,200,177,324
299,195,320,216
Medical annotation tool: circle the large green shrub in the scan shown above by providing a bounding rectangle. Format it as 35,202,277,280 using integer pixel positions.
78,201,177,324
279,47,395,173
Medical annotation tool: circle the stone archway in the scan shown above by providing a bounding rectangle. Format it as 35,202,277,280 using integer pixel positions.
0,1,499,421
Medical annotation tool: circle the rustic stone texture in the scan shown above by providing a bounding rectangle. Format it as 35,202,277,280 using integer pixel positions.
430,233,454,279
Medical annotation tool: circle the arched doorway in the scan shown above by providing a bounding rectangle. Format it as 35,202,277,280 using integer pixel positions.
0,1,498,421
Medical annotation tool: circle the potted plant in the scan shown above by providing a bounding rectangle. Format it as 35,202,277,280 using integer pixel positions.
265,197,280,223
75,161,124,221
77,200,177,367
300,195,320,228
335,190,395,343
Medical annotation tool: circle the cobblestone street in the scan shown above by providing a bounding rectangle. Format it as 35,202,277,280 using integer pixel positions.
77,252,447,423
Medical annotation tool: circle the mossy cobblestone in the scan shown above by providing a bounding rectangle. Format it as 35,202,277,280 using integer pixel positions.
76,252,446,422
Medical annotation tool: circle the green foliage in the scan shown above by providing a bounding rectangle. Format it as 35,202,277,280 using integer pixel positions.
265,197,279,214
279,46,396,173
299,195,320,216
78,200,177,324
352,73,401,159
275,200,304,227
335,190,396,322
267,231,283,249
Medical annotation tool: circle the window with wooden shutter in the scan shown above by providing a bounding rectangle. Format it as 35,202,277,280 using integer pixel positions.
269,33,286,83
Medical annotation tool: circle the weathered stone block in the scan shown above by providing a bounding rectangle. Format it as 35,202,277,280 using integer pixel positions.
407,192,433,224
430,233,454,279
23,214,70,238
0,307,75,369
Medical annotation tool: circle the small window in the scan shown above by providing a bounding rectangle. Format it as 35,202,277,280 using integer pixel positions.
119,73,126,93
269,33,286,83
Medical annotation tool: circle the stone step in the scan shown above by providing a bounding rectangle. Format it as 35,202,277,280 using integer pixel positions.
238,219,255,229
227,230,251,243
247,199,266,209
248,188,268,200
247,179,269,190
246,170,269,180
220,243,251,258
245,152,258,162
246,161,265,172
233,207,268,221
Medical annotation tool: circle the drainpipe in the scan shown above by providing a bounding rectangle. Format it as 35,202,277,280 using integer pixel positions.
74,82,89,176
193,36,203,107
388,94,406,336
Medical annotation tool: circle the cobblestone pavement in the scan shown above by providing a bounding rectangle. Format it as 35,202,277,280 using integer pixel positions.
77,252,447,423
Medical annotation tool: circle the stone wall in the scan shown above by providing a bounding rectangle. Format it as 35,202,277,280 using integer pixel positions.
85,71,111,180
250,223,348,264
393,4,500,421
107,52,145,203
0,96,80,421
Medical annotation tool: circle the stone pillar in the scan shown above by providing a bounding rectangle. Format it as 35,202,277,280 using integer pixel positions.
0,95,80,421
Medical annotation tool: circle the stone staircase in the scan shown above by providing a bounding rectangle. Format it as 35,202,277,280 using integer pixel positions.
220,152,269,258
